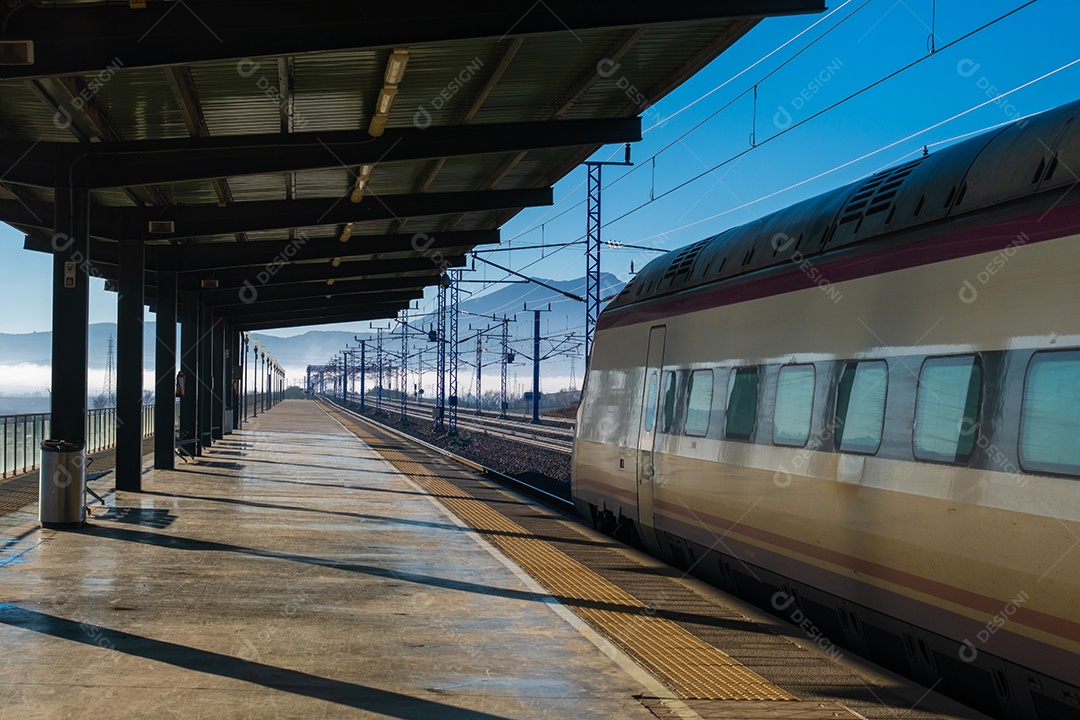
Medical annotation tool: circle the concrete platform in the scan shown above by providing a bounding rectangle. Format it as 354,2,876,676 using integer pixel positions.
0,401,655,720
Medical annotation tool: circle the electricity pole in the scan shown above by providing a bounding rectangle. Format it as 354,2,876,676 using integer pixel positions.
523,302,551,424
585,144,632,362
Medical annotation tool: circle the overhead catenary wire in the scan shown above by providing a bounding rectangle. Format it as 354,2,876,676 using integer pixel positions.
498,0,870,247
457,0,1045,305
626,54,1080,245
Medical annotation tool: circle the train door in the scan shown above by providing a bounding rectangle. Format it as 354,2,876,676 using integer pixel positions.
635,325,666,549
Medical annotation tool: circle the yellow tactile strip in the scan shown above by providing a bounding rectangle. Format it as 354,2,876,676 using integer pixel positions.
326,406,796,702
0,478,37,516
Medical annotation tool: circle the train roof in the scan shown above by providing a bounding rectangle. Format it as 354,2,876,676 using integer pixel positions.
607,98,1080,311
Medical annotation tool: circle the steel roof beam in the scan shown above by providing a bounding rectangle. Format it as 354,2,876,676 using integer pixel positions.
0,119,640,189
200,276,442,305
232,306,408,331
216,295,413,319
0,1,825,81
180,255,464,288
164,65,248,242
209,289,423,313
1,188,551,239
116,274,441,305
141,283,424,305
23,230,496,271
94,255,462,288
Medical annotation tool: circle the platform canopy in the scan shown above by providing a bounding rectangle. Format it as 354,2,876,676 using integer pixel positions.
2,0,822,329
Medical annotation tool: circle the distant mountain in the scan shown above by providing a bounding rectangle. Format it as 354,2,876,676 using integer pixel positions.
0,275,619,394
0,323,155,367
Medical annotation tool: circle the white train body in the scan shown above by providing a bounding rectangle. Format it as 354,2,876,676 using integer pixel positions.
573,99,1080,719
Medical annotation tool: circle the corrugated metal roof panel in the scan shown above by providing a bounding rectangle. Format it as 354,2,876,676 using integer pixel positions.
563,20,741,121
168,180,226,206
292,168,350,200
470,30,627,124
0,81,83,142
189,61,282,136
386,39,506,128
227,172,288,203
292,50,380,133
426,154,512,193
91,66,190,140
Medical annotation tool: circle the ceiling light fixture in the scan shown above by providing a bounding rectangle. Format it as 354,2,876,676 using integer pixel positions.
368,48,409,138
367,114,389,137
384,48,409,85
376,86,398,115
339,221,354,243
350,164,374,203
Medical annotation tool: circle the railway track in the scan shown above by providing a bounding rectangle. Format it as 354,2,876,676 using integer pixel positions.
321,398,574,507
400,403,573,454
349,397,575,454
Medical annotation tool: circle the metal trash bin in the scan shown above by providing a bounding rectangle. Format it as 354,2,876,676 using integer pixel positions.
39,439,86,529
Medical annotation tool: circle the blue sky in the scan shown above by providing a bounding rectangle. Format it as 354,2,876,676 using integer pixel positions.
0,0,1076,339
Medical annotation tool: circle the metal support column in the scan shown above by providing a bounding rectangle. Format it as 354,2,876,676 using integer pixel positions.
154,271,177,470
448,274,459,434
228,329,239,432
532,309,541,424
375,330,384,412
251,342,259,417
49,185,90,450
585,147,631,362
435,281,447,432
198,301,215,448
342,349,348,406
178,291,200,454
359,340,366,412
241,334,248,422
116,237,145,491
585,162,601,364
400,312,408,421
475,334,482,416
500,316,509,419
211,317,225,440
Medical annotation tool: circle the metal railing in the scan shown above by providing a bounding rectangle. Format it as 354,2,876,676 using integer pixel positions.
1,413,48,479
1,404,155,479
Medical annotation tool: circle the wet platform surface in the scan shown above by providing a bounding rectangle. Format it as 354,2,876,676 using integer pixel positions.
0,401,654,719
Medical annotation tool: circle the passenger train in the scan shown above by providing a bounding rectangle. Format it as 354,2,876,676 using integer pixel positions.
572,98,1080,720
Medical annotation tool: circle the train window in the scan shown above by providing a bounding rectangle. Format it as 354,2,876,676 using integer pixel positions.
685,370,713,437
834,360,888,454
661,371,678,433
644,371,659,432
725,367,759,440
1020,350,1080,476
914,355,982,464
773,364,815,447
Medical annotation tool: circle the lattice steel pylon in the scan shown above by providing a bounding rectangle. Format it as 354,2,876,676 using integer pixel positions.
435,278,447,432
499,316,509,419
475,334,483,415
585,145,632,362
375,328,384,412
448,271,460,434
399,310,408,421
585,163,602,365
101,334,116,406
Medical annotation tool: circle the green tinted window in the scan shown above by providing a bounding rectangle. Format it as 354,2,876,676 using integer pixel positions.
685,370,713,437
914,356,981,464
773,365,815,447
725,367,759,440
834,360,888,454
661,371,678,434
1020,351,1080,476
644,371,658,432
